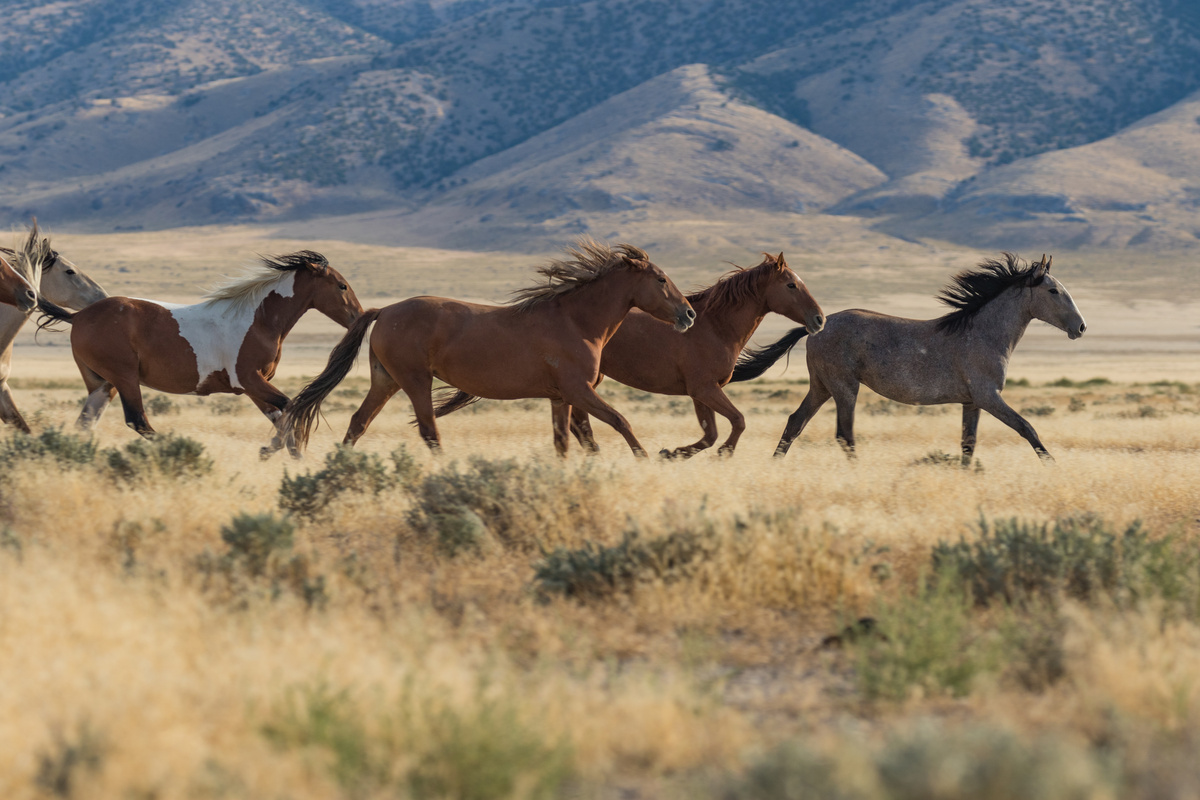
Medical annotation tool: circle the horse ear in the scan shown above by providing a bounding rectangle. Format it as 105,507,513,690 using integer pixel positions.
1045,254,1052,272
1029,254,1049,285
776,252,787,269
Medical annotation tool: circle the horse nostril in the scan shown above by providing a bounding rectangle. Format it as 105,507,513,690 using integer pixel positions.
1079,323,1087,334
25,289,36,301
686,308,696,321
814,314,824,327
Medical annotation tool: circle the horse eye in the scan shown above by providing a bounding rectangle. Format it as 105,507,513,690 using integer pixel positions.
787,282,796,289
339,283,348,291
1048,288,1059,295
657,276,666,283
66,269,76,275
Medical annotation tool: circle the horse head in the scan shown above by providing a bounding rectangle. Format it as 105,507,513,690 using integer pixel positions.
626,251,695,332
0,252,37,312
1026,255,1087,340
301,254,364,328
762,252,825,335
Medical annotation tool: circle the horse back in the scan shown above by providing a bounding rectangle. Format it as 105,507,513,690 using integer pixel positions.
69,297,205,392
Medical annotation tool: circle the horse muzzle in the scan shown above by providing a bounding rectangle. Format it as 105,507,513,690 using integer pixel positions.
674,306,696,332
806,312,826,335
1067,320,1086,340
17,287,37,313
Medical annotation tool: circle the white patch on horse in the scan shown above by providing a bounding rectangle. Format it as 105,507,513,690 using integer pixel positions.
143,272,295,390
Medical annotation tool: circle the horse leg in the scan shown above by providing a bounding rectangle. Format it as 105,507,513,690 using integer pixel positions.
344,353,404,448
961,403,981,467
76,365,117,432
111,378,155,438
775,379,832,457
551,399,571,458
661,399,719,459
561,385,647,458
568,406,600,453
0,380,31,434
974,390,1054,462
241,374,296,459
832,383,860,458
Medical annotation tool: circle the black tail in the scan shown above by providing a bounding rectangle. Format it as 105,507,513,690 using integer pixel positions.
281,308,381,451
730,327,808,382
36,298,76,332
429,388,482,421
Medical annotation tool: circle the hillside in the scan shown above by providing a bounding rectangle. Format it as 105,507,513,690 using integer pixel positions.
1,0,1200,250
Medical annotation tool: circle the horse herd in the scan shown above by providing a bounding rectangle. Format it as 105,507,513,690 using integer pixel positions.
1,224,1087,466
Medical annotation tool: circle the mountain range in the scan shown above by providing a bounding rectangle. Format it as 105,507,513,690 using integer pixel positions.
2,0,1200,253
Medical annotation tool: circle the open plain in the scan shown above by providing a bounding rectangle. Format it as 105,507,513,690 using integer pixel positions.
1,227,1198,799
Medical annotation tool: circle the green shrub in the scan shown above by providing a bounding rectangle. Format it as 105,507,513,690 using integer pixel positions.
406,457,592,556
1046,376,1111,388
726,723,1113,800
0,428,97,471
263,682,572,800
533,529,713,601
853,576,1002,702
931,515,1194,609
279,445,400,519
909,450,983,471
104,434,213,483
1020,404,1056,417
144,394,178,416
197,513,326,608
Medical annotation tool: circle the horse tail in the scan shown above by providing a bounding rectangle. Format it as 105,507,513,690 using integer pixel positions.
283,308,381,452
730,327,809,382
35,298,77,332
430,388,482,420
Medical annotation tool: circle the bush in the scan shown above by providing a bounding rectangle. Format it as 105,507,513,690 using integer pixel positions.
263,682,572,800
853,575,1002,702
197,513,325,608
144,394,178,415
0,428,97,471
104,434,213,483
1020,405,1056,416
726,723,1113,800
931,515,1193,609
406,457,597,556
533,529,714,601
279,445,402,519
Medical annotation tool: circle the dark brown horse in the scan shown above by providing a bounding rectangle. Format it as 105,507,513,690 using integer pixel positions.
435,253,825,458
731,254,1086,464
37,251,362,456
282,241,696,457
0,251,37,313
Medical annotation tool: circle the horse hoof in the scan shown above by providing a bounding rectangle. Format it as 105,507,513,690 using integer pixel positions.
658,448,675,460
259,446,276,461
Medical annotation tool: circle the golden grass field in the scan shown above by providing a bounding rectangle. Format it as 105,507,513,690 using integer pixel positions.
1,226,1198,799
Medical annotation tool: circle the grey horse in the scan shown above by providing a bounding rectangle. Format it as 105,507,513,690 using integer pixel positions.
0,222,108,432
731,254,1086,464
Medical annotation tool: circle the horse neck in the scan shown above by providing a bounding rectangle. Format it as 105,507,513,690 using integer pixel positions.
253,278,316,339
972,287,1035,357
554,273,640,344
696,287,770,351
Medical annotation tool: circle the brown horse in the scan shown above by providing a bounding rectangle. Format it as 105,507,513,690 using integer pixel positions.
37,251,362,456
0,251,38,313
434,252,826,458
283,241,696,457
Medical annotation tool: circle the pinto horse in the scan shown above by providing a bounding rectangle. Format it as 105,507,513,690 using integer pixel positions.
0,251,37,313
434,252,825,458
731,254,1086,464
1,221,108,432
283,240,696,457
37,251,362,456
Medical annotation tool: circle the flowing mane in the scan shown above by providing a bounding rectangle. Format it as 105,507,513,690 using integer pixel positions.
935,252,1040,334
202,250,328,314
510,240,648,312
686,254,780,316
2,220,56,285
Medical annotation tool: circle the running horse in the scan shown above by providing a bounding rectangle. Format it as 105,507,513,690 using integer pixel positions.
37,251,362,457
731,254,1086,464
0,251,38,313
433,252,826,458
1,221,108,432
282,240,696,457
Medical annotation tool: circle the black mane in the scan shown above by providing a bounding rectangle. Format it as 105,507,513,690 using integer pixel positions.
934,253,1039,334
259,250,328,272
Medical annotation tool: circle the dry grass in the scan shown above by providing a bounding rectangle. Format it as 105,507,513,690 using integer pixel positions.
1,373,1198,799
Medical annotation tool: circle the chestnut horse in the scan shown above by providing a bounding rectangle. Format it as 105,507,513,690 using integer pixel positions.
37,251,362,456
731,254,1086,464
434,252,826,458
282,241,696,457
1,221,108,432
0,251,38,313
